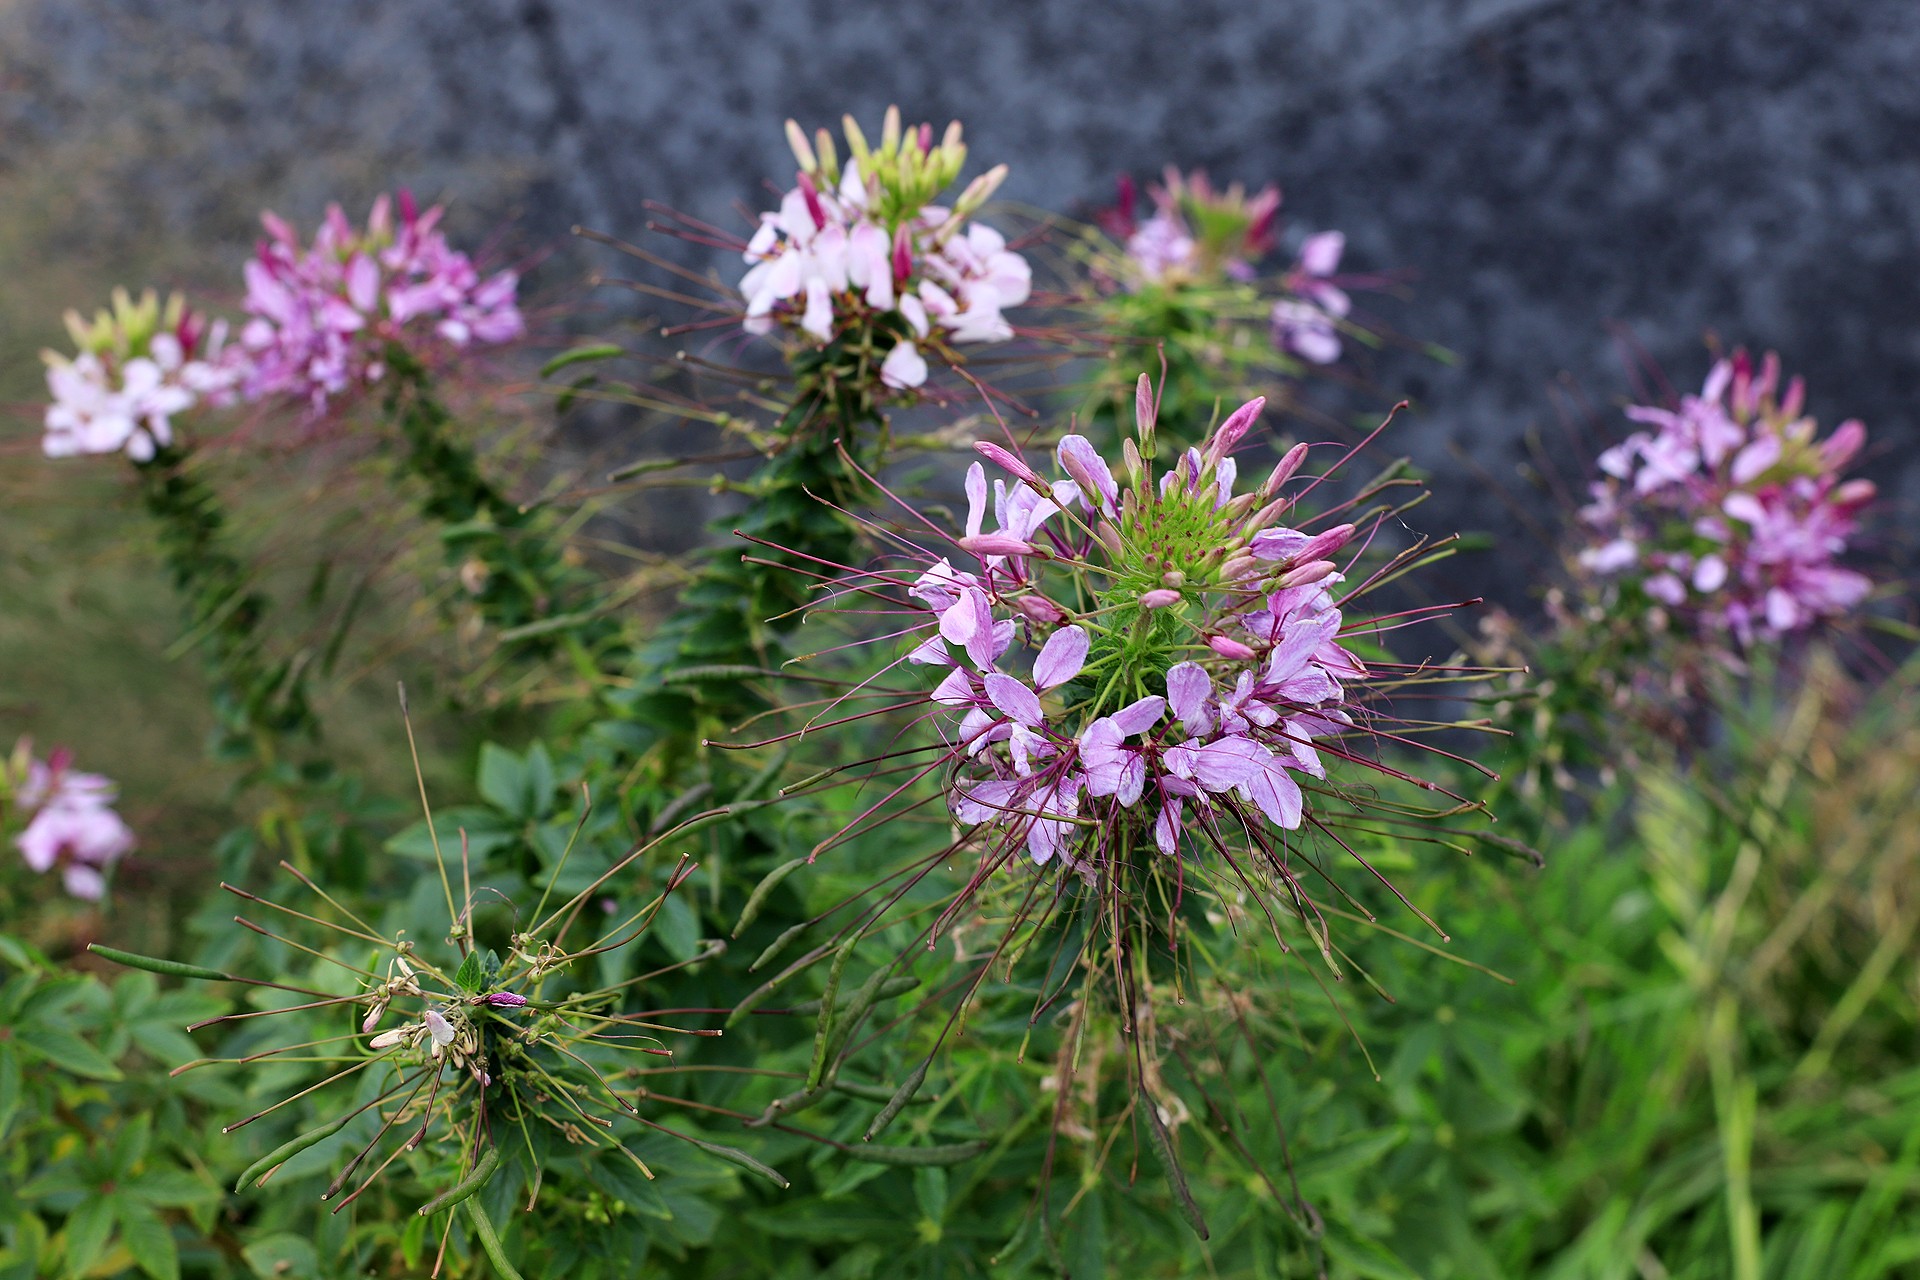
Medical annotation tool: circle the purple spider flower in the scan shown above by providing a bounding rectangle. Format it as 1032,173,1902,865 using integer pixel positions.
1577,349,1875,644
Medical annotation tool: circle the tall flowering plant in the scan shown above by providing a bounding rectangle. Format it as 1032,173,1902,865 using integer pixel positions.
235,191,619,667
1077,167,1389,442
1576,349,1874,646
739,377,1506,1233
608,108,1036,747
37,290,319,764
1484,347,1881,803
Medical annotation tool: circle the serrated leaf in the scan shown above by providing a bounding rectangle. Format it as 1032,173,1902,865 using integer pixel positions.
453,952,483,994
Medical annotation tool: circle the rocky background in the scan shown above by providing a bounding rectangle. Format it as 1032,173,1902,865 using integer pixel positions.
3,0,1916,611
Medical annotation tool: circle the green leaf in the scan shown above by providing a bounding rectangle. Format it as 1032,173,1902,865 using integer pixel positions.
124,1169,216,1209
61,1193,116,1278
653,892,701,964
13,1026,121,1081
384,809,516,863
119,1202,178,1280
912,1166,947,1225
109,1114,152,1176
453,952,483,994
0,935,37,972
241,1233,319,1280
0,1046,19,1141
588,1155,674,1221
478,743,533,818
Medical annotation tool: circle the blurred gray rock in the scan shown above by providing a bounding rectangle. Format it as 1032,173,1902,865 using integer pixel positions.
3,0,1915,612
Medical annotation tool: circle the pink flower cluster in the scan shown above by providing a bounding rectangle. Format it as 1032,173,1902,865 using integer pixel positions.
1098,169,1280,284
8,747,134,900
1579,351,1875,643
901,396,1367,869
239,191,523,410
42,307,238,462
739,165,1031,391
1098,168,1361,365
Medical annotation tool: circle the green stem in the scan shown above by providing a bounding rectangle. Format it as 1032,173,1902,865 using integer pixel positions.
137,447,317,763
382,346,619,668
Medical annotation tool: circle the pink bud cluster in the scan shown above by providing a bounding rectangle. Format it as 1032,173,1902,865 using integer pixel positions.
900,393,1369,870
239,191,523,411
1578,351,1874,644
41,312,237,462
8,746,135,900
738,165,1031,391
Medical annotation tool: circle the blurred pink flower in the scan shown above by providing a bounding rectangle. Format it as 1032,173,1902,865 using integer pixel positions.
239,191,523,411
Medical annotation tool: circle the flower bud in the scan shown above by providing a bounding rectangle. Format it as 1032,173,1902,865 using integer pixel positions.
973,441,1052,495
1296,523,1356,563
959,532,1037,557
814,128,840,184
1276,559,1338,589
891,226,913,287
1139,588,1181,609
1207,396,1266,464
1820,419,1867,470
1245,497,1292,532
1208,635,1257,660
952,164,1009,218
1258,442,1311,501
481,991,530,1009
1833,478,1876,507
785,119,817,173
795,172,828,231
1220,555,1261,580
1134,374,1158,456
1093,521,1124,557
1014,594,1069,625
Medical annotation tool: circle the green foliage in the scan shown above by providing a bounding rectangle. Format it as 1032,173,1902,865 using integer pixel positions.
0,939,226,1280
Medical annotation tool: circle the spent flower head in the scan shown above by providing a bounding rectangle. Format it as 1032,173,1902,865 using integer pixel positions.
40,289,238,462
738,107,1029,391
238,190,524,412
1577,349,1875,645
89,732,796,1252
